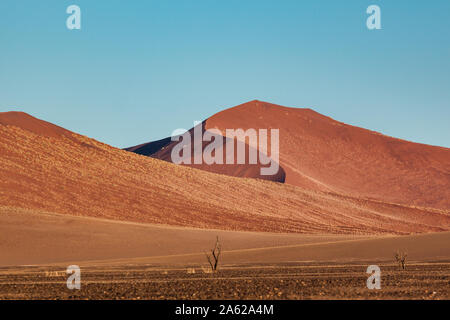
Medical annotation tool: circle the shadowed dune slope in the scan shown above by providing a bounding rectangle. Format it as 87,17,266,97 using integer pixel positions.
0,111,449,235
126,121,286,183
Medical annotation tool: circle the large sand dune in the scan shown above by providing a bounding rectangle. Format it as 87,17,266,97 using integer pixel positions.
129,101,450,210
0,111,449,238
207,101,450,209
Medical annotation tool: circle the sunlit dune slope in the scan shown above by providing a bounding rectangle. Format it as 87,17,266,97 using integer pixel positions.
1,111,449,234
127,101,450,210
206,100,450,210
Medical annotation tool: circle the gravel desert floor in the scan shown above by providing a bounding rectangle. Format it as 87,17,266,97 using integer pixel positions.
0,262,448,300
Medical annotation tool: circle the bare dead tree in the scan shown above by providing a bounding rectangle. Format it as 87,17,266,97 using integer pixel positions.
394,250,407,270
205,236,221,273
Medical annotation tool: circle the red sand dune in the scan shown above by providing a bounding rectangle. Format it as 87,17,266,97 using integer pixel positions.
129,100,450,210
0,111,74,139
0,110,449,235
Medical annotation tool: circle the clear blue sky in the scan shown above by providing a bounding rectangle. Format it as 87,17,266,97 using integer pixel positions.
1,0,449,148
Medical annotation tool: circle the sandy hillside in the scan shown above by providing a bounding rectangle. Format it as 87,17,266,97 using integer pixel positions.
129,100,450,210
207,101,450,209
1,111,449,237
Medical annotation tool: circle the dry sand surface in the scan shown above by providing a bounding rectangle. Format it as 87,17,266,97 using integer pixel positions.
0,207,370,266
131,100,450,209
1,111,449,235
1,207,449,267
206,100,450,209
1,208,449,300
127,100,450,210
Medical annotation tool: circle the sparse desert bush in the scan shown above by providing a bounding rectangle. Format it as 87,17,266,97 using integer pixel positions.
201,266,213,274
395,250,407,270
205,236,221,273
186,268,196,274
44,270,65,277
